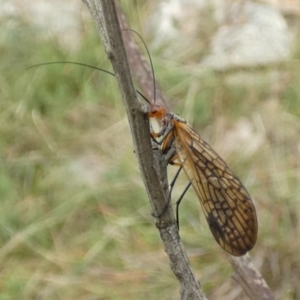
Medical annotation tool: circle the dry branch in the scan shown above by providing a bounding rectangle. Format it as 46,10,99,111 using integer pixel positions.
82,0,206,299
228,254,275,300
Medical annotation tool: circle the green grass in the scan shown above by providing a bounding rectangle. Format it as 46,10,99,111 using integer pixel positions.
1,3,300,299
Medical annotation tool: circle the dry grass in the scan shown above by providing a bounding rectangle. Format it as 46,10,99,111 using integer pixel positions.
1,2,300,299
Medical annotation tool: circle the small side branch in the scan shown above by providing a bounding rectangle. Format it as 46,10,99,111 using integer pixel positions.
228,254,275,300
115,1,170,110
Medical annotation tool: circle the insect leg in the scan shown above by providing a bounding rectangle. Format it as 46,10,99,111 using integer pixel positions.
175,182,192,230
154,166,183,218
168,166,183,198
157,141,182,216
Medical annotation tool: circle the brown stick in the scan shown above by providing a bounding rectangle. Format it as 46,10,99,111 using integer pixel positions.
228,254,275,300
82,0,206,299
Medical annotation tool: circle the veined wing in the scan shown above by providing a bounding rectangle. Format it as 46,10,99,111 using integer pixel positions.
174,122,258,256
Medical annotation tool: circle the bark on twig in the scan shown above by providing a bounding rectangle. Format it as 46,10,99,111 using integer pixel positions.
228,254,275,300
82,0,206,299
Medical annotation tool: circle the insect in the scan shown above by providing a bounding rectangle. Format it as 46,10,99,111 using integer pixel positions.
123,30,258,256
148,104,258,256
28,32,258,256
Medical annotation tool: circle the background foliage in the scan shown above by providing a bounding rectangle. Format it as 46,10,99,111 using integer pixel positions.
1,1,300,299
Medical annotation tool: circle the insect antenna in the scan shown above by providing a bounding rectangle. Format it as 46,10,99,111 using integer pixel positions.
122,29,156,105
26,61,115,76
26,61,151,104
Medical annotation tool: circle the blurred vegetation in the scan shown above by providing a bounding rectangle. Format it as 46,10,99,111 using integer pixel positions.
1,1,300,299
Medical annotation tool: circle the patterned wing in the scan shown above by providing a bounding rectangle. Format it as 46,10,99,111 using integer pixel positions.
174,122,258,256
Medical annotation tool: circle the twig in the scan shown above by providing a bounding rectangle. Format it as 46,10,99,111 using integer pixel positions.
82,0,206,299
228,254,275,300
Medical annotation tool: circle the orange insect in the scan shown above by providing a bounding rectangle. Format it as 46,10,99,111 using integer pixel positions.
149,104,258,256
27,35,258,256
